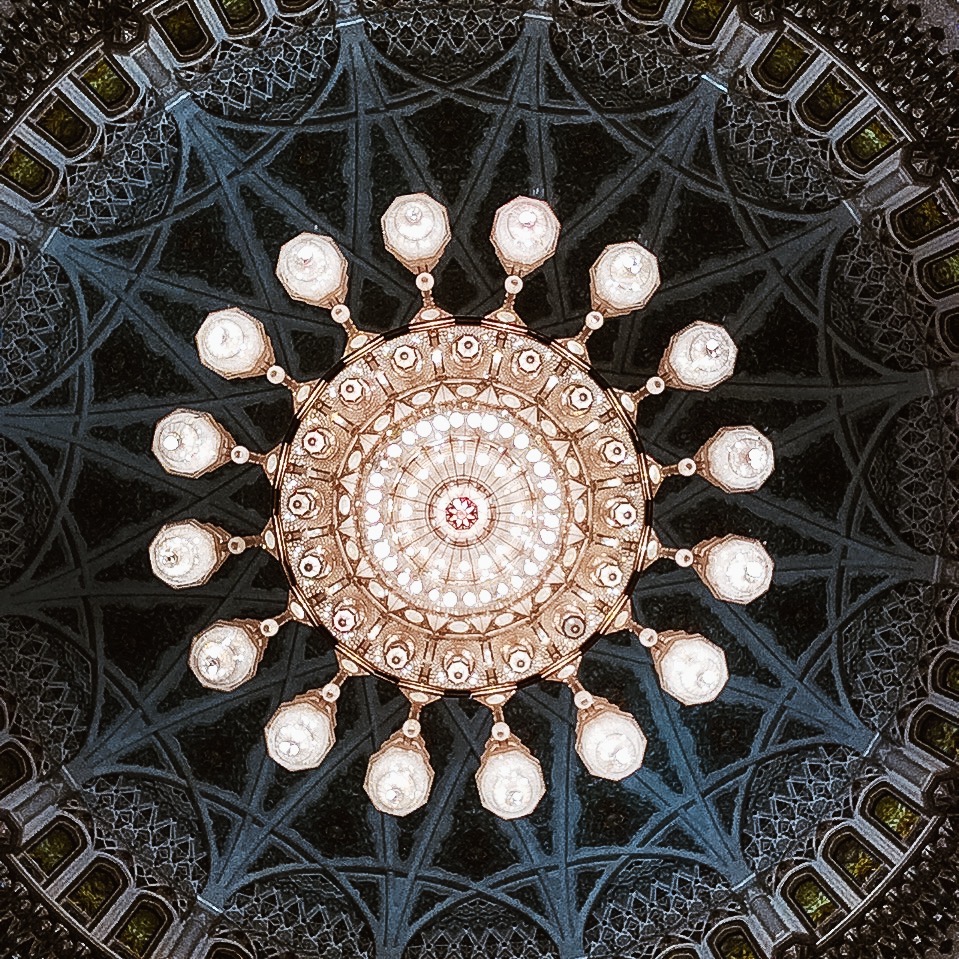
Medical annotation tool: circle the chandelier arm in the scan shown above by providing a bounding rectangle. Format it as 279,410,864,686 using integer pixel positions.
416,271,437,310
627,621,660,648
557,309,607,361
626,374,667,407
645,454,698,497
645,530,695,569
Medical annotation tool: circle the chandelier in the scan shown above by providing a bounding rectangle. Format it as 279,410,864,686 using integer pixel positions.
148,194,774,820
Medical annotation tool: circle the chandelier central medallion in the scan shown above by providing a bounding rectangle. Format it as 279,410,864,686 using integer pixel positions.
148,192,776,820
279,314,651,696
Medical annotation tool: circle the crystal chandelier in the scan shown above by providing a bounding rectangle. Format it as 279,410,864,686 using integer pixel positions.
149,194,774,820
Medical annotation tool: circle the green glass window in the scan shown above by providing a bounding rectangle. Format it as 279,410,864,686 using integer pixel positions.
841,117,898,171
830,833,885,888
938,312,959,355
915,708,959,762
209,947,249,959
894,190,958,247
22,822,81,879
0,143,55,199
800,71,856,128
211,0,263,31
755,35,811,90
936,658,959,699
622,0,670,18
156,4,213,60
789,875,839,928
78,59,135,113
0,743,28,797
715,929,760,959
869,788,921,843
678,0,734,41
31,96,93,156
275,0,318,11
64,862,124,926
113,900,169,958
922,249,959,297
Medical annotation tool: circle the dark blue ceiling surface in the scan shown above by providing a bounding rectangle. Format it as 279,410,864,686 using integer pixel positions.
0,3,956,958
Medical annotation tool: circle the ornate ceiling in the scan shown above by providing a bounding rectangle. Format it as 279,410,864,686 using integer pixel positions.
0,1,957,958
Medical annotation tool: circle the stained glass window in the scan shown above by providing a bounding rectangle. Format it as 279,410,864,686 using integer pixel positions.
78,58,135,113
921,249,959,297
914,708,959,762
622,0,670,18
677,0,734,41
64,861,124,925
22,821,82,880
715,928,761,959
0,743,28,798
208,947,250,959
113,900,170,958
800,71,857,128
894,190,958,247
841,116,898,171
868,788,921,843
210,0,264,32
0,143,55,199
935,657,959,699
938,312,959,355
755,35,811,90
829,832,885,888
156,4,213,60
788,875,840,929
31,96,93,156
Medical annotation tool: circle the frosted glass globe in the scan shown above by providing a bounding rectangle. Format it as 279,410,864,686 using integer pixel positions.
654,632,729,706
276,232,348,307
149,521,224,588
364,739,434,816
661,322,737,391
475,741,545,820
265,698,335,771
697,535,774,604
189,621,261,691
590,241,660,316
576,701,647,780
286,238,329,282
491,196,560,275
153,409,230,477
196,308,273,379
381,193,451,272
697,426,774,493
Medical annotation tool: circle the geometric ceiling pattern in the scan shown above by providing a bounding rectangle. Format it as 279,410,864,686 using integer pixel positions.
0,1,957,958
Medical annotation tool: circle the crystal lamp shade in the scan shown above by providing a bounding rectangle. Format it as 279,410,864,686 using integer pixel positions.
490,196,560,276
381,193,451,273
696,426,775,493
276,233,349,308
152,409,232,478
659,321,737,391
149,520,226,589
189,621,263,691
589,241,661,316
653,631,729,706
264,695,336,772
364,733,434,816
475,737,546,819
196,308,275,380
575,698,647,780
694,534,774,604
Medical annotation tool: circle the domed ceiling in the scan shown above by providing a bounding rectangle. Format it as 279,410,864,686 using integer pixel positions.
0,1,957,958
